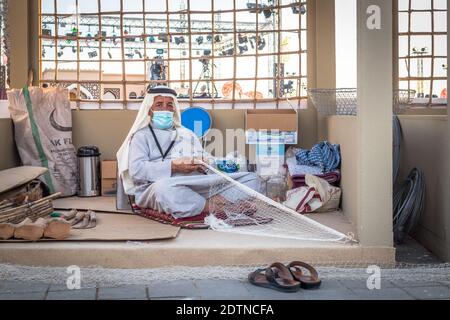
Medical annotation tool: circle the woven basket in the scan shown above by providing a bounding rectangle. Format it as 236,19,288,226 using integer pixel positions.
0,193,60,224
307,88,416,116
307,88,357,116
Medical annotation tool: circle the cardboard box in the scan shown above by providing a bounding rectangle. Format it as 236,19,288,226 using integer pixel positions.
245,109,298,132
101,160,117,196
102,178,117,196
245,110,298,145
102,160,117,179
246,130,297,145
256,144,285,177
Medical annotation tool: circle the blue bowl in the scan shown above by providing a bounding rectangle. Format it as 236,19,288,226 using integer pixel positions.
215,159,240,173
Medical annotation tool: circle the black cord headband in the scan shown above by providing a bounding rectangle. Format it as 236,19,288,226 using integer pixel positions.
146,85,177,97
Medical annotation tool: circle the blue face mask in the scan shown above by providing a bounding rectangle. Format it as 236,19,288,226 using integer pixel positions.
152,111,174,130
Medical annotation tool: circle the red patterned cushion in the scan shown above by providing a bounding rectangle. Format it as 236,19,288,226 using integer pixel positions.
136,206,272,229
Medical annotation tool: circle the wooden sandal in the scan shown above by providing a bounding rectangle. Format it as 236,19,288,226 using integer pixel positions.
63,209,78,221
44,218,71,240
14,218,47,241
0,223,15,240
70,211,86,226
72,210,97,229
288,261,322,289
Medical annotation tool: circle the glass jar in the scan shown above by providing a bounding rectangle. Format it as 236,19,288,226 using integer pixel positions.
266,174,287,203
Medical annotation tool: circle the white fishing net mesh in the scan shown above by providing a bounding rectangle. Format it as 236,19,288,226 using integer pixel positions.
1,263,449,286
203,163,351,243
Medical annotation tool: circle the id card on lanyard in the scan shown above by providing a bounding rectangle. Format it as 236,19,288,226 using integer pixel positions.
148,125,176,161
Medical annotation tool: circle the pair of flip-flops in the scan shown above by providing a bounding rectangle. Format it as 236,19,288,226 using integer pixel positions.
64,209,97,229
248,261,321,293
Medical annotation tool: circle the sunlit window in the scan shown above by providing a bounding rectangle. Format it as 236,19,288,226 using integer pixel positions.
39,0,307,108
398,0,447,107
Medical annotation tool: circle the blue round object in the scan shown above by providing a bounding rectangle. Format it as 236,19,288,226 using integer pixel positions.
181,107,212,138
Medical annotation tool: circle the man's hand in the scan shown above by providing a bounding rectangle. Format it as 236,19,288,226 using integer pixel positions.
171,157,206,174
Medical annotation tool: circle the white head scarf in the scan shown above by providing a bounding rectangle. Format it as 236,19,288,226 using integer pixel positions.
116,86,181,195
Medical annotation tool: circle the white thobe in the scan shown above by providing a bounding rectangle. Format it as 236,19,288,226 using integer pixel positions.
128,125,263,218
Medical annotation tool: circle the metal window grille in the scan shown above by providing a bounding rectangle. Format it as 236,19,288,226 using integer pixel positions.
396,0,447,108
39,0,308,109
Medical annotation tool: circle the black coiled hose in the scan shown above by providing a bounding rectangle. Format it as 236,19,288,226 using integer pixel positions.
392,115,426,244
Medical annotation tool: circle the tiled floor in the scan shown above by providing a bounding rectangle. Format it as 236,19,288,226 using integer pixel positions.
1,278,449,300
1,237,449,300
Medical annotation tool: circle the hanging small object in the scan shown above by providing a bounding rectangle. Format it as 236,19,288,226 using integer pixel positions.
238,45,248,55
125,50,134,59
42,29,52,36
174,36,185,45
257,36,266,50
108,50,112,59
72,46,77,53
238,33,248,44
88,50,98,58
291,1,306,14
135,50,143,59
111,26,118,45
195,36,204,45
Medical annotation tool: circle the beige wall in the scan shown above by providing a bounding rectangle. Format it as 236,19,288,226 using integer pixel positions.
72,110,311,161
0,118,20,170
9,0,29,88
398,115,450,261
1,108,318,173
327,116,358,231
356,0,393,247
311,0,336,142
72,109,248,161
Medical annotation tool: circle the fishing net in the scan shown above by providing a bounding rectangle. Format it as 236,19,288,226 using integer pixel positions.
2,262,449,285
202,163,352,243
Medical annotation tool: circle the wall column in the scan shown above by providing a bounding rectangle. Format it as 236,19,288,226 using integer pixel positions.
445,0,450,260
314,0,336,142
8,0,29,88
356,0,393,247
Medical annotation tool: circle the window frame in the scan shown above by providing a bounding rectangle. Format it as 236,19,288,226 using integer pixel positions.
38,0,308,109
395,0,448,109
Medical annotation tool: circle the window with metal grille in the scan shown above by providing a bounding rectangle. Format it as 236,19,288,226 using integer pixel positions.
39,0,307,109
397,0,447,107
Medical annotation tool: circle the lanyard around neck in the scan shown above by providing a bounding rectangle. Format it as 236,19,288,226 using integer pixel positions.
148,125,176,161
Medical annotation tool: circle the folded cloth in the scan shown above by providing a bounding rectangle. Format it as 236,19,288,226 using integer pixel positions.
286,156,322,176
295,141,341,173
289,171,341,189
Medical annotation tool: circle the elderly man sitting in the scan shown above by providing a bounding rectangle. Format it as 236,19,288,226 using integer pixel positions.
117,86,263,219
